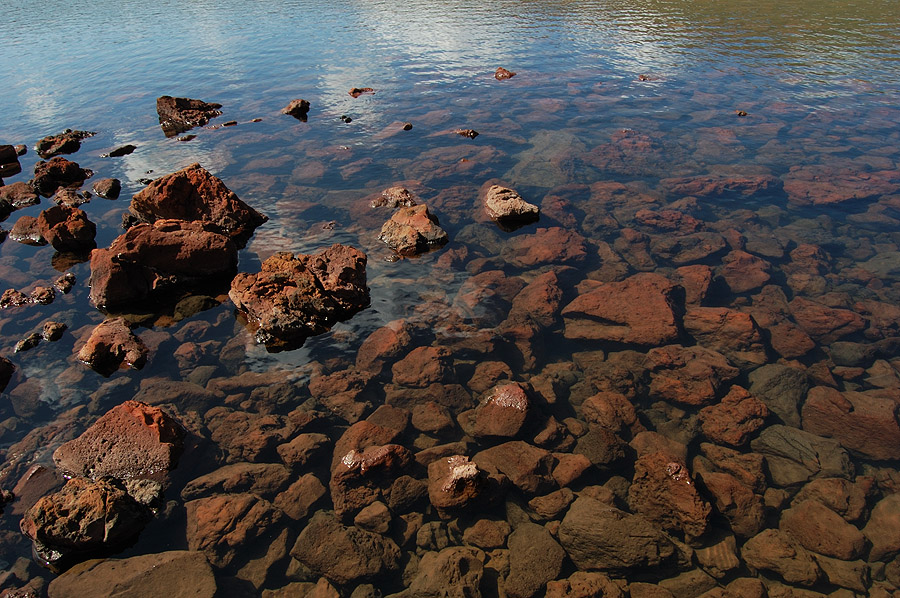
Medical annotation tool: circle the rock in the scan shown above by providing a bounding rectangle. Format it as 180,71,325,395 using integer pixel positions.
628,451,711,540
801,386,900,460
8,215,45,245
507,522,566,598
545,572,625,598
206,409,294,463
863,494,900,561
129,163,266,244
812,554,870,593
0,181,39,209
185,493,283,568
46,550,217,598
650,232,727,266
580,391,641,438
789,297,865,344
660,174,782,198
750,425,853,487
503,227,588,267
792,477,872,523
36,205,96,252
684,307,767,369
741,528,821,586
455,129,479,139
20,476,152,564
32,157,92,197
562,273,683,345
370,186,419,209
696,471,765,538
675,265,713,306
156,96,222,137
330,443,413,520
782,164,900,206
0,355,14,392
53,400,184,481
378,204,448,255
780,500,866,560
91,178,121,199
407,546,485,598
89,219,237,310
698,386,769,447
472,382,531,439
77,317,149,376
181,463,291,501
574,425,627,466
52,187,90,207
277,433,331,470
719,250,771,294
474,441,557,496
100,144,137,158
392,346,454,388
273,473,327,521
348,87,375,97
282,99,311,119
356,320,414,373
427,455,487,512
558,496,678,572
747,364,808,428
495,67,516,80
482,185,540,228
462,518,511,550
647,345,739,406
290,512,402,585
229,244,368,351
35,130,96,158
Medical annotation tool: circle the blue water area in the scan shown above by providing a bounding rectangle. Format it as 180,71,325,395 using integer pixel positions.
2,0,900,594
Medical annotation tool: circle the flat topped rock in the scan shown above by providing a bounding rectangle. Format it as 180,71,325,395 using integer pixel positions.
229,244,369,351
378,204,448,256
36,130,96,158
483,184,539,228
156,96,222,137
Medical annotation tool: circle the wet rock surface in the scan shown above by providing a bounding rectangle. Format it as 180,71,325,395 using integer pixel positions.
156,96,223,136
378,204,448,255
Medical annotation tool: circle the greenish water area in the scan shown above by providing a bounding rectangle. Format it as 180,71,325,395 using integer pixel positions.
2,0,900,595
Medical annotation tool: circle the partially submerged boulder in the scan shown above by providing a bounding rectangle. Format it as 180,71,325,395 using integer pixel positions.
483,185,539,229
128,163,266,245
229,244,369,351
378,204,448,256
89,219,238,310
32,157,92,197
77,317,149,376
35,130,96,158
282,99,310,119
156,96,222,137
36,205,96,252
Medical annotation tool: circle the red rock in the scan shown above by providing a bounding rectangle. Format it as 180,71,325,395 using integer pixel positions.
789,296,865,344
546,572,625,598
181,463,291,501
378,204,448,255
495,67,516,80
699,385,769,447
650,232,727,266
552,453,592,488
684,307,767,369
185,493,283,568
783,164,900,206
77,317,149,376
391,346,454,388
647,345,740,406
8,215,45,245
273,473,327,521
356,320,414,373
780,499,866,560
697,470,765,538
32,157,91,197
370,185,419,209
801,386,900,461
412,401,455,436
719,250,771,294
863,494,900,561
586,129,664,177
741,528,821,585
36,205,96,252
129,163,266,243
206,408,295,463
230,245,368,351
698,443,767,494
472,382,531,439
348,87,375,97
574,425,627,466
330,444,413,520
20,476,152,564
507,522,566,598
660,174,782,197
628,451,711,540
89,219,237,310
635,208,703,234
503,227,588,267
482,185,539,226
462,518,510,549
580,392,641,437
474,440,557,496
92,178,121,199
0,181,39,208
427,455,487,511
156,96,222,137
53,400,183,480
562,273,683,345
35,129,95,158
281,99,310,118
792,477,873,523
507,270,563,329
308,369,375,423
277,433,330,470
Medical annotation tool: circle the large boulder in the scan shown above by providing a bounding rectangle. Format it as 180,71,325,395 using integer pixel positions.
89,219,238,310
156,96,222,137
53,400,184,481
750,425,854,487
32,157,92,197
562,273,683,345
801,386,900,461
36,205,96,252
229,244,369,351
129,163,266,244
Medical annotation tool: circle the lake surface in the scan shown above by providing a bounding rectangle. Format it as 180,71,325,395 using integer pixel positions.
3,0,900,595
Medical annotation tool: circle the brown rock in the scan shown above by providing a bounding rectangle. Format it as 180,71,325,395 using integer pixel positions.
356,319,414,373
185,493,283,568
472,382,531,439
792,477,872,523
742,528,821,585
180,463,291,501
370,185,419,209
91,178,121,199
348,87,375,97
482,185,540,226
282,99,310,118
684,307,767,369
36,205,96,252
156,96,222,137
229,245,368,350
474,440,557,496
495,67,516,80
378,204,448,255
504,227,588,267
407,546,484,598
546,572,625,598
699,385,769,447
697,470,765,538
789,297,865,344
750,425,854,487
675,265,713,306
89,219,236,310
0,181,39,210
392,345,454,387
580,391,641,438
53,400,184,481
647,345,740,406
273,473,327,521
802,386,900,461
35,130,96,158
462,518,510,549
77,317,149,376
32,157,91,197
783,164,900,206
562,273,683,345
719,250,771,294
507,522,566,598
628,451,711,540
129,163,266,243
780,499,866,560
276,433,331,470
650,232,727,266
330,444,413,520
427,455,487,511
863,494,900,561
661,174,782,198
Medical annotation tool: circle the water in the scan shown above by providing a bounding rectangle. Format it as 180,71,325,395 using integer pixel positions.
2,0,900,594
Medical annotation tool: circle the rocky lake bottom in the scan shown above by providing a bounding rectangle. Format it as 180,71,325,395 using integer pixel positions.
3,1,900,597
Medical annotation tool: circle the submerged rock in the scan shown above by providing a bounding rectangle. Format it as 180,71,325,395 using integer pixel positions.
32,157,92,197
128,163,266,245
77,317,149,376
35,130,96,158
156,96,222,137
89,219,237,310
427,455,487,512
229,244,369,351
378,204,448,256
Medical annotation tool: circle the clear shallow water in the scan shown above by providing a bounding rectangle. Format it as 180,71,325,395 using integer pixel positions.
2,0,900,595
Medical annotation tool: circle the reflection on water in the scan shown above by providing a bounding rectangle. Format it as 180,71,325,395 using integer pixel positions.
2,0,900,595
